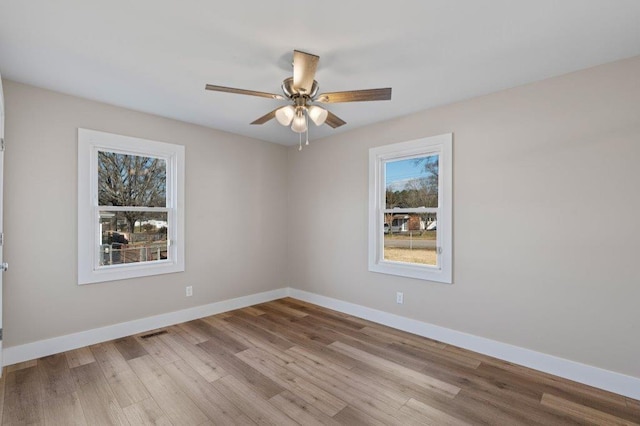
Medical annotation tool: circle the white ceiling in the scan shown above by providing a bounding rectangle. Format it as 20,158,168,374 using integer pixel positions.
1,1,639,146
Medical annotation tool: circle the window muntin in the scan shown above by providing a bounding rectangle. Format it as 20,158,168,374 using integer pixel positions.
369,134,452,283
78,129,184,284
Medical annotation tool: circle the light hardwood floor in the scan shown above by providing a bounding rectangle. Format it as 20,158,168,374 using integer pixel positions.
1,298,639,425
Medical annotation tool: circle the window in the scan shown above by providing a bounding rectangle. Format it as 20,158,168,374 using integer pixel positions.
78,129,185,284
369,134,452,283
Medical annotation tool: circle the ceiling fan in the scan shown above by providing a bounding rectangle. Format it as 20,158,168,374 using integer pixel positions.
205,50,392,149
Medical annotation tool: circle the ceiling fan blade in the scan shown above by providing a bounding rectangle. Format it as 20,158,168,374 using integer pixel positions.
292,50,319,95
205,84,284,100
315,88,392,103
250,108,280,125
324,111,347,128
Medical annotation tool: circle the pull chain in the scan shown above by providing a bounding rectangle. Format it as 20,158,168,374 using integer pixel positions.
298,132,302,151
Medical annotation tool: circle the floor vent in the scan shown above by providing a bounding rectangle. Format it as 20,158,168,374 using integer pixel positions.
140,330,168,339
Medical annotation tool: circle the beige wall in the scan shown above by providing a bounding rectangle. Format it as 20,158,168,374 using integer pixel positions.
287,56,640,379
3,81,288,347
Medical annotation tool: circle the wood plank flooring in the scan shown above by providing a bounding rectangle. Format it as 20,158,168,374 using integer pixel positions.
1,297,638,425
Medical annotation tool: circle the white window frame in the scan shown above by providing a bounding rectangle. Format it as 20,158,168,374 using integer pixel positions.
78,128,185,285
368,133,452,283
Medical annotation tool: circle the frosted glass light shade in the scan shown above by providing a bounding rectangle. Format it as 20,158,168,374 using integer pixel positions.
291,112,307,133
275,105,295,126
308,105,328,126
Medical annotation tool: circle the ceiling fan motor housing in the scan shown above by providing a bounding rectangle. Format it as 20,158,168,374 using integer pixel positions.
282,77,319,100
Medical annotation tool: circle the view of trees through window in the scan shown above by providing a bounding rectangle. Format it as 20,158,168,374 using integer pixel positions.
384,154,439,266
98,151,169,266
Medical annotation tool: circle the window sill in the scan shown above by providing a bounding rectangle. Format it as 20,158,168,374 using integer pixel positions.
369,261,451,283
78,261,184,285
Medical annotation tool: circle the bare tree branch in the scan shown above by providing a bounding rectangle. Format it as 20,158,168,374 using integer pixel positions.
98,152,166,232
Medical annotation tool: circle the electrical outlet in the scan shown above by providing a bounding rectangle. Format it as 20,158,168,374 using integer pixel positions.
186,286,193,297
396,291,404,304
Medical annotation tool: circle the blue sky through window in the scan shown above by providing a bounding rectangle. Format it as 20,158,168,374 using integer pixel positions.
386,155,437,191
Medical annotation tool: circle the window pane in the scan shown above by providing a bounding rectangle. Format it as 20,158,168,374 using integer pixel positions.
385,155,438,208
383,212,437,266
99,211,168,266
98,151,166,207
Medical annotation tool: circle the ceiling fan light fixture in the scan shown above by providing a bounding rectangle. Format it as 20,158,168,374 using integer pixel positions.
275,105,295,126
205,50,392,146
291,109,307,133
307,105,328,126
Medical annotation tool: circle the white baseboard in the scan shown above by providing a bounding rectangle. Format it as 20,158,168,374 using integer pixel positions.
4,286,639,400
288,288,640,400
2,287,289,367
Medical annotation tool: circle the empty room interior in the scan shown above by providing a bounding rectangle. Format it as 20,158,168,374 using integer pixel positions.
0,1,639,424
